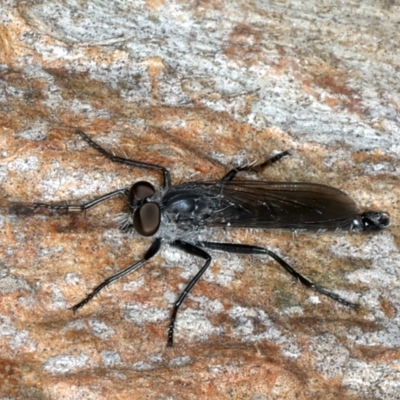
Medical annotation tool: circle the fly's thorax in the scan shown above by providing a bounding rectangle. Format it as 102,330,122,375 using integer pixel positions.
157,211,210,241
154,185,224,241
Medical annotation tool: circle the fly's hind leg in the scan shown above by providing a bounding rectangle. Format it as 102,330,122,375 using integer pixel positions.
197,241,359,309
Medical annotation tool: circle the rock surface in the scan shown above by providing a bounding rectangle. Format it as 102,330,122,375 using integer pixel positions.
0,1,399,399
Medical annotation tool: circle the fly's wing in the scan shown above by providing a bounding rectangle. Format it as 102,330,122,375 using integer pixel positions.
203,181,358,230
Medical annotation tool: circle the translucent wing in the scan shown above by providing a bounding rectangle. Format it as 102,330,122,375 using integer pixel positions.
201,181,358,230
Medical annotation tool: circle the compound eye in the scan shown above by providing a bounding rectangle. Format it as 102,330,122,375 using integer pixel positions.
129,181,155,204
134,202,160,236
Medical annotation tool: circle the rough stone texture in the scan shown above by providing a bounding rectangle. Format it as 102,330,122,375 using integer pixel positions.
0,1,399,399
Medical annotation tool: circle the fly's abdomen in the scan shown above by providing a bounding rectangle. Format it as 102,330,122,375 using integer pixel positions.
202,182,362,230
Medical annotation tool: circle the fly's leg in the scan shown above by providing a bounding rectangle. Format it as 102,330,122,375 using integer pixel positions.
197,241,359,309
71,238,162,311
34,188,127,212
168,240,212,347
222,150,290,181
76,130,171,189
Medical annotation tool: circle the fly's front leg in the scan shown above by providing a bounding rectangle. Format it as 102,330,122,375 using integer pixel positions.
222,150,290,181
33,188,128,212
71,238,162,312
168,240,212,347
197,241,359,309
76,130,171,189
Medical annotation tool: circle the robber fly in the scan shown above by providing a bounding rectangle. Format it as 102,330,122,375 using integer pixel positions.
34,130,389,346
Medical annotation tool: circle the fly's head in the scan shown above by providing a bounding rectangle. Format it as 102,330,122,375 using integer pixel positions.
126,181,161,237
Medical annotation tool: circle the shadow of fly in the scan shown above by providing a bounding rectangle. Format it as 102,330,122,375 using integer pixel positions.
34,131,389,346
